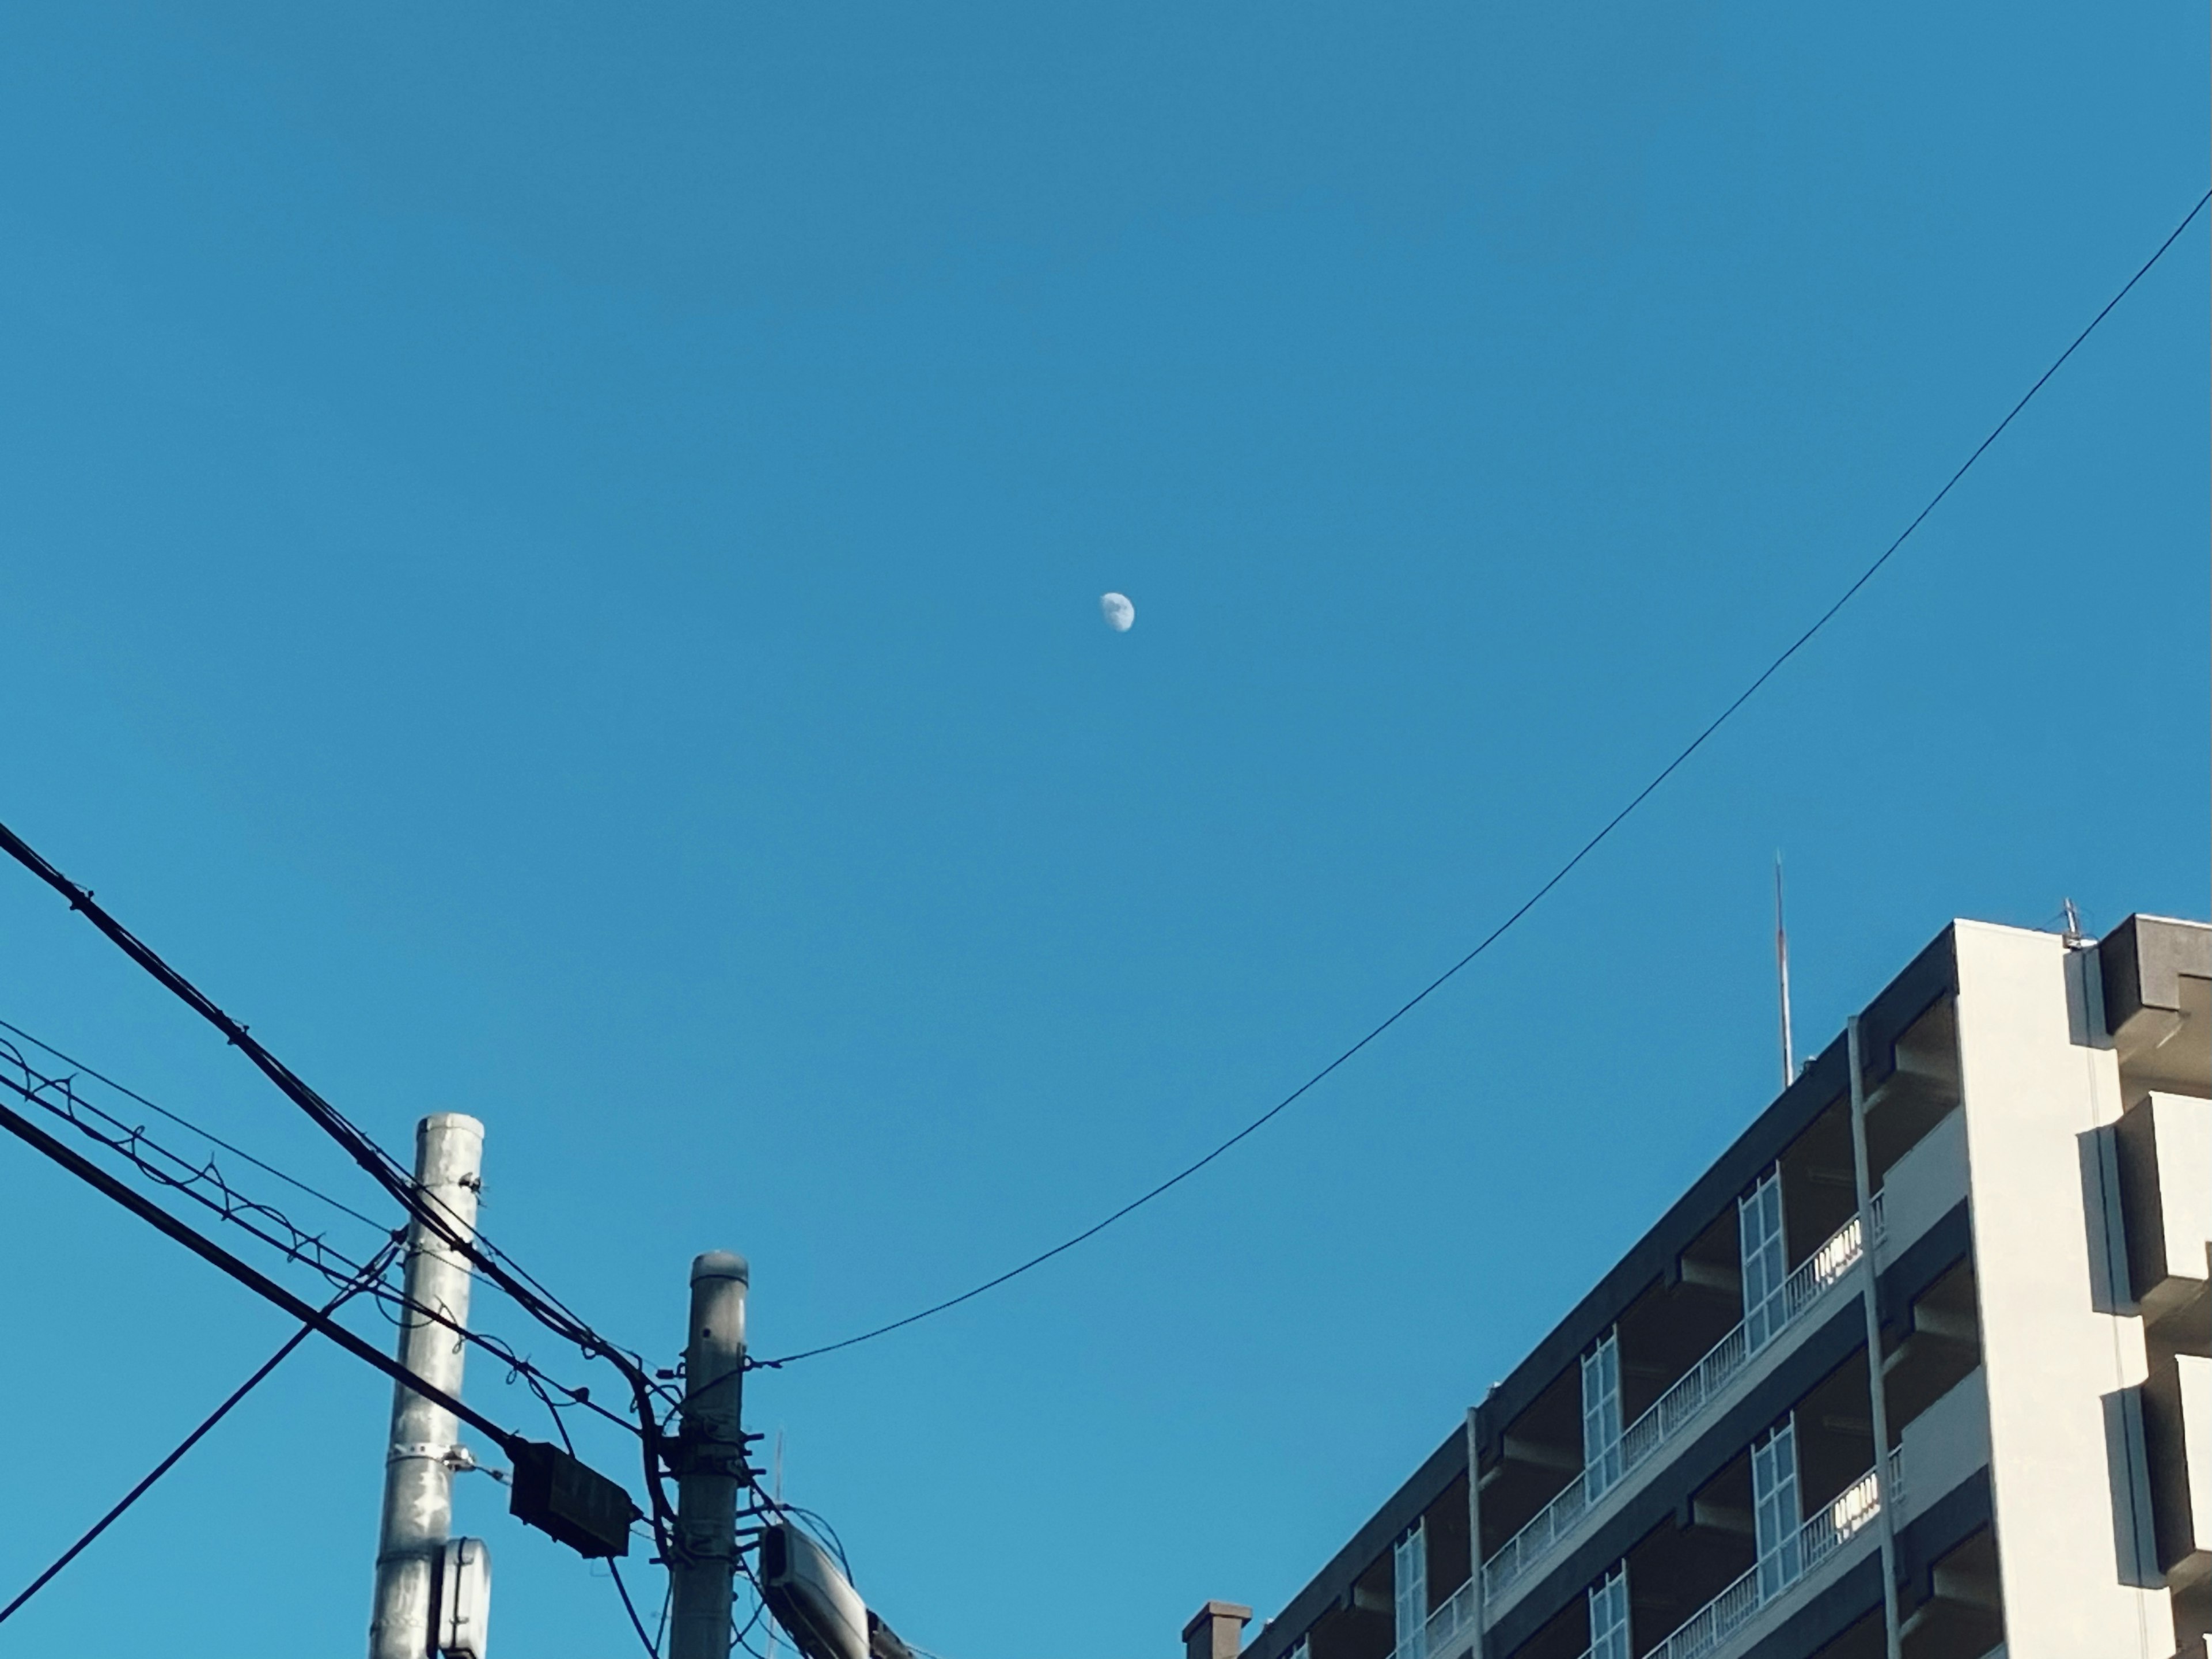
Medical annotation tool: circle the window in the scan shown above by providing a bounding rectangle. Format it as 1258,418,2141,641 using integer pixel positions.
1393,1525,1427,1659
1752,1418,1802,1599
1587,1566,1630,1659
1581,1330,1623,1500
1739,1169,1788,1350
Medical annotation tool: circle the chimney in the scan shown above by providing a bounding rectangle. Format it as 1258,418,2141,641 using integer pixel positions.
1182,1603,1252,1659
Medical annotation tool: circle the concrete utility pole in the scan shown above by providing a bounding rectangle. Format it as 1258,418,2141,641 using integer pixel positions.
670,1251,750,1659
370,1113,486,1659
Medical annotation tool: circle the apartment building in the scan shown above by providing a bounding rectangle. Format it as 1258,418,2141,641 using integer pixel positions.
1189,914,2211,1659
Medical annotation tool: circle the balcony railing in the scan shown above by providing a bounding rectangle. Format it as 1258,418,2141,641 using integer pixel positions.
1380,1573,1479,1659
1425,1575,1476,1659
1644,1449,1902,1659
1482,1198,1887,1605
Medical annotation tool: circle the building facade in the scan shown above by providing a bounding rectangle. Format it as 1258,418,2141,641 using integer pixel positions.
1202,914,2211,1659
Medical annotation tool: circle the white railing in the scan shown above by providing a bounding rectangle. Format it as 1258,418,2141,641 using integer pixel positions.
1481,1202,1888,1604
1480,1469,1592,1605
1380,1575,1479,1659
1425,1576,1476,1659
1646,1450,1903,1659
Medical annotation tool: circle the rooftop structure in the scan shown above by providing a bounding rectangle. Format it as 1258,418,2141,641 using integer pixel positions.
1199,914,2211,1659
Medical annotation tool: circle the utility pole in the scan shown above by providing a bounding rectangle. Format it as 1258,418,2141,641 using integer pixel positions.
370,1113,486,1659
671,1251,750,1659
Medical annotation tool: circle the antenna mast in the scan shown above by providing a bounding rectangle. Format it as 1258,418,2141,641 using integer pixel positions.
1775,855,1796,1088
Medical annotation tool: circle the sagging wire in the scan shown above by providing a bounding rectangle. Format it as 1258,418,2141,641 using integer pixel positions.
0,1036,390,1286
0,821,681,1549
609,1559,664,1659
0,1014,388,1231
0,1236,401,1624
733,1588,769,1650
734,1541,777,1659
0,1028,687,1650
0,1039,637,1446
745,188,2212,1373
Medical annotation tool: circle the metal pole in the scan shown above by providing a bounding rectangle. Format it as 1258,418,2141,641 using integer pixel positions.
370,1113,486,1659
1844,1020,1903,1659
670,1251,750,1659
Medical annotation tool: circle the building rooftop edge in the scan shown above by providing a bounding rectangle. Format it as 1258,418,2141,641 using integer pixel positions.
1236,911,2208,1659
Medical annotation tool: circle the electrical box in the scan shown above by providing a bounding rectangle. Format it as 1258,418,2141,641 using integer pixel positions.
507,1440,638,1558
762,1522,869,1659
437,1536,491,1659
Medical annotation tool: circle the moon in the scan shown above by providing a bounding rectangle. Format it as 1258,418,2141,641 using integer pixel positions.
1099,592,1135,632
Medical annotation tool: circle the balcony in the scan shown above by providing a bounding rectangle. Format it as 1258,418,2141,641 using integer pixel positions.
1482,1199,1885,1607
1642,1448,1901,1659
1397,1575,1478,1659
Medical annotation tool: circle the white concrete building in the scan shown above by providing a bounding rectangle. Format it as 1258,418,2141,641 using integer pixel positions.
1199,913,2211,1659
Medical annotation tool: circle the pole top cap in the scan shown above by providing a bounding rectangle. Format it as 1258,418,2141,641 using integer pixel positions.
691,1250,749,1285
418,1112,485,1137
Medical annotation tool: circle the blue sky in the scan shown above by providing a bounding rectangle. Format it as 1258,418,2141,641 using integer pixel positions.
0,5,2203,1656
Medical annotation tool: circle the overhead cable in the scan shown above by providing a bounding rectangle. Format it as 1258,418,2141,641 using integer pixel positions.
609,1559,664,1659
0,821,679,1536
0,1014,386,1232
0,1088,522,1452
0,823,621,1355
0,1039,641,1441
759,185,2212,1367
0,1240,398,1626
0,1035,392,1295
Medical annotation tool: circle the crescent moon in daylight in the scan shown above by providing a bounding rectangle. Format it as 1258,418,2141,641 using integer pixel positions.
1099,592,1135,632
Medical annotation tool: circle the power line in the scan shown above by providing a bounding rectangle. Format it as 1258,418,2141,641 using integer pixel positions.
517,1363,661,1659
609,1559,664,1659
0,1037,643,1442
0,820,681,1539
734,1551,775,1659
0,1240,397,1626
0,823,618,1355
0,1015,387,1232
0,1086,524,1452
0,1046,679,1639
733,1588,767,1650
759,185,2212,1368
0,1034,396,1293
0,821,430,1205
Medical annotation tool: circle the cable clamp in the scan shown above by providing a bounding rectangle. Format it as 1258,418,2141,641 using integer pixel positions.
388,1441,476,1470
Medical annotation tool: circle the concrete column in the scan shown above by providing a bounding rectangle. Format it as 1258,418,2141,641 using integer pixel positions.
1464,1406,1487,1659
670,1251,750,1659
1183,1602,1252,1659
370,1113,484,1659
1955,923,2173,1657
1846,1018,1903,1659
